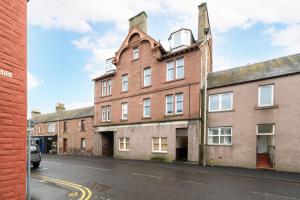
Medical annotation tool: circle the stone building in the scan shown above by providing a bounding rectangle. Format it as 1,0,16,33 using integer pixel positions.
0,0,27,199
205,54,300,172
31,104,94,156
93,4,212,162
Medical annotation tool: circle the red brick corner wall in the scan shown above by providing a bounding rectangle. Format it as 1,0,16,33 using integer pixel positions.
0,0,27,199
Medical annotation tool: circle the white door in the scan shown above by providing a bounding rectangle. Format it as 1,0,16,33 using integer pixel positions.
257,135,267,153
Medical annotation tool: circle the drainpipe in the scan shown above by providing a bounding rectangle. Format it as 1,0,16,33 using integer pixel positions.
56,111,60,154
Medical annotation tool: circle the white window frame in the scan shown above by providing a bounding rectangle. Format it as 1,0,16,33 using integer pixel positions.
121,103,128,120
143,67,151,87
143,98,151,117
48,123,56,133
122,74,128,92
258,84,274,107
101,106,111,122
133,47,139,60
165,95,174,115
107,79,112,95
208,92,233,112
38,125,41,134
166,61,174,81
175,57,184,79
152,137,168,153
119,137,130,151
80,138,86,149
101,81,107,96
175,93,183,114
256,124,275,135
208,127,232,145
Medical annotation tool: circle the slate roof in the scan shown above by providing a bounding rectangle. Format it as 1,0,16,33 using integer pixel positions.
208,53,300,89
31,106,94,124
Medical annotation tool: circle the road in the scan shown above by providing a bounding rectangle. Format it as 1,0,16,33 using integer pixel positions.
30,155,300,200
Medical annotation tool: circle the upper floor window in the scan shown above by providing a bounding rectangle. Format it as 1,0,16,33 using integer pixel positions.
209,92,233,112
258,85,274,107
166,93,184,115
143,67,151,87
166,57,184,81
133,47,139,60
48,123,56,133
101,106,111,122
80,120,86,132
175,93,183,114
101,79,111,96
208,127,232,145
122,74,128,92
121,102,128,120
38,125,41,134
63,122,67,133
166,95,174,114
143,98,151,117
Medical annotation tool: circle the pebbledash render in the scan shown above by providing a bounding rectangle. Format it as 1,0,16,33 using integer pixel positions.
30,104,95,156
93,4,212,162
205,54,300,172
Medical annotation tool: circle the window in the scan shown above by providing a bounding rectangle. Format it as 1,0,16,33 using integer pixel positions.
63,122,67,133
166,95,174,114
143,67,151,86
166,61,174,81
152,137,168,153
38,125,41,134
166,58,184,81
208,127,232,145
80,138,86,149
122,74,128,92
81,120,86,132
143,99,151,117
101,106,111,122
257,124,274,135
48,123,56,133
133,47,139,60
258,85,274,107
175,93,183,114
119,137,129,151
176,58,184,79
209,92,233,112
101,80,111,96
121,103,128,120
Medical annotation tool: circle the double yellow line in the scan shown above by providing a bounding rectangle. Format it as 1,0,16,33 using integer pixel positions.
32,175,92,200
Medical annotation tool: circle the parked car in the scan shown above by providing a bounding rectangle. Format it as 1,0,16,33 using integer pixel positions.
31,144,41,168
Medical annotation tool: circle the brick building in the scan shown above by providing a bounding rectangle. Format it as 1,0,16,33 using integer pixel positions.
93,4,212,162
205,54,300,172
31,104,95,156
0,0,27,199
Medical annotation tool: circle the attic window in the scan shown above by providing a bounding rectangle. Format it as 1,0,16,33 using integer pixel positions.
133,47,139,60
169,29,193,51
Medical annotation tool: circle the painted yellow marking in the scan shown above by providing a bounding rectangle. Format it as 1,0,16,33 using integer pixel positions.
32,175,92,200
68,192,78,197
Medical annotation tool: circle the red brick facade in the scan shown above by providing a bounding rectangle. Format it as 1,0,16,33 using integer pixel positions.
0,0,27,199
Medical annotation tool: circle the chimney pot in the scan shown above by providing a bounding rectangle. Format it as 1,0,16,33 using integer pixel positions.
56,103,65,113
198,3,211,42
129,11,147,33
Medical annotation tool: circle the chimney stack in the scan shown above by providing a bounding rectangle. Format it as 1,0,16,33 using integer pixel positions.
56,103,65,113
129,11,147,33
31,110,41,118
198,3,211,42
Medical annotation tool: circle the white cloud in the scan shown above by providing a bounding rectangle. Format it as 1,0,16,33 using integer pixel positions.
27,73,43,90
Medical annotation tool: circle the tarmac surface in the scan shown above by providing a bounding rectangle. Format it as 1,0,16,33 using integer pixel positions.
30,155,300,200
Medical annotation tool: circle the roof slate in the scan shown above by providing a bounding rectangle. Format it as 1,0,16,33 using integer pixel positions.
207,53,300,89
31,106,94,124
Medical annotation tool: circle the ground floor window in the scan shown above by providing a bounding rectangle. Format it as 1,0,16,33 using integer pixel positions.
119,137,129,151
208,127,232,145
81,138,86,149
152,137,168,153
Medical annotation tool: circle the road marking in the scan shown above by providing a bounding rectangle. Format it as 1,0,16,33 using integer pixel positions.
32,175,92,200
74,165,112,171
252,191,299,200
131,172,162,179
68,192,79,197
183,180,204,185
43,161,64,165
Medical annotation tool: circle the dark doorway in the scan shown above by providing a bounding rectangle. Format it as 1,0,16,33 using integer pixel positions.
176,128,188,161
63,138,67,153
102,132,114,157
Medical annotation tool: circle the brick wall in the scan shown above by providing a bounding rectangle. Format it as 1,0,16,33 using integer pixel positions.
0,0,27,199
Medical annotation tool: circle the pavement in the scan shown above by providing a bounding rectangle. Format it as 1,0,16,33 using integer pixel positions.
30,155,300,200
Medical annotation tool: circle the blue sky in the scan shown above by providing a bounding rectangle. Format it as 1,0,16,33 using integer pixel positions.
27,0,300,117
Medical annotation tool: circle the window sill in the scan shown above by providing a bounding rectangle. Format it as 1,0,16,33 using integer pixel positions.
120,119,128,122
142,85,152,89
207,144,232,147
164,113,184,118
164,78,184,84
132,58,139,62
101,95,112,98
121,91,128,94
209,109,234,113
141,117,151,120
152,151,168,154
119,149,130,152
255,105,279,110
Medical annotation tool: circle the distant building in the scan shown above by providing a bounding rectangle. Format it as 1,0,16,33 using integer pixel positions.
93,4,212,162
206,54,300,172
30,104,94,156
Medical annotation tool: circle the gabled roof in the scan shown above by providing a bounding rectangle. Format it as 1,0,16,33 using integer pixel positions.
207,53,300,89
31,106,94,124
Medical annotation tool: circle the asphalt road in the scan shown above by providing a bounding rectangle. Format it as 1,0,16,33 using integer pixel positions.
30,155,300,200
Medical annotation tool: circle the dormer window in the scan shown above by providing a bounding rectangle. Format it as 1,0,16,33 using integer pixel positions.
169,29,194,52
133,47,139,60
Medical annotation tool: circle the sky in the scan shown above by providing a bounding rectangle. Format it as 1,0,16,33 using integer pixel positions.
27,0,300,117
